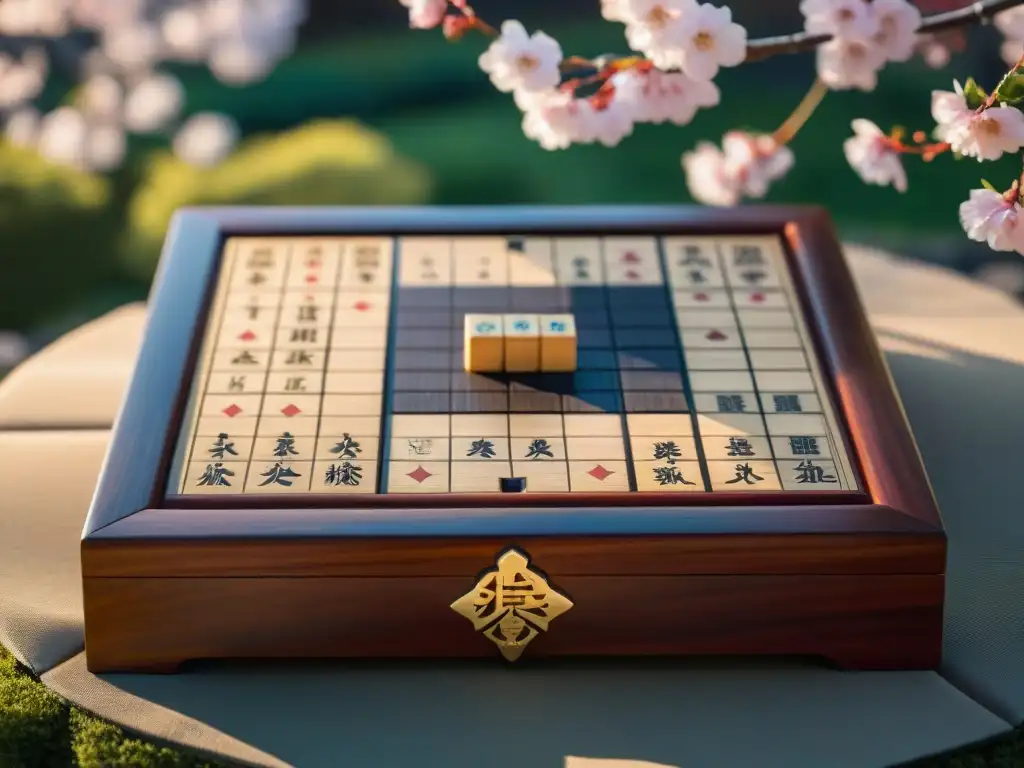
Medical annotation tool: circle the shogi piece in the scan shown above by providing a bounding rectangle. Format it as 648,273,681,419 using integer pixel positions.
503,314,540,372
464,314,504,372
539,314,577,372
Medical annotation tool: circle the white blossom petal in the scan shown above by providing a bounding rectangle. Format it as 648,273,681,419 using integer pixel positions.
817,37,885,92
173,112,238,167
613,68,719,125
801,0,879,40
682,141,741,206
399,0,448,30
86,124,127,172
843,118,907,192
622,0,695,69
946,107,1024,161
959,188,1024,251
683,131,793,206
995,6,1024,41
123,74,184,133
479,20,563,94
871,0,922,63
36,107,89,168
4,107,39,147
677,2,747,81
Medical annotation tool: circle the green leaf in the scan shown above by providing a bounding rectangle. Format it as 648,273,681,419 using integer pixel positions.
962,77,988,110
981,179,998,192
995,72,1024,104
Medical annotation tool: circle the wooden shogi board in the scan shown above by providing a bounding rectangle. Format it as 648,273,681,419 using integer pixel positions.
80,206,946,673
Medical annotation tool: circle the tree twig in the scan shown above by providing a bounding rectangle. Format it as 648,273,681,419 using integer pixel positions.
772,78,830,144
745,0,1024,62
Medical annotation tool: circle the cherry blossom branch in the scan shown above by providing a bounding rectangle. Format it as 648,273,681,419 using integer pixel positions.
400,0,1024,257
443,0,1024,68
773,78,830,144
745,0,1024,62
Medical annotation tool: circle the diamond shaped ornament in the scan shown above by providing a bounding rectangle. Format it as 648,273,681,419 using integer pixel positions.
451,549,573,662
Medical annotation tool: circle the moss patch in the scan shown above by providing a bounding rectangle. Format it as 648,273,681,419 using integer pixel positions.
0,646,226,768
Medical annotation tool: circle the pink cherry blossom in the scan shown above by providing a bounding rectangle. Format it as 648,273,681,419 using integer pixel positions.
959,188,1024,252
995,6,1024,41
932,84,1024,161
611,68,719,125
682,141,741,206
843,118,907,192
478,20,563,94
676,2,747,82
721,131,794,197
399,0,447,30
817,36,886,91
871,0,922,63
517,89,582,150
517,88,636,150
917,36,952,69
1001,39,1024,68
801,0,879,40
682,131,794,206
586,99,638,146
621,0,694,70
602,0,629,22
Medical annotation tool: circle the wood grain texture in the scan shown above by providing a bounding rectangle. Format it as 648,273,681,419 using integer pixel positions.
81,212,223,535
79,205,947,672
82,530,944,578
82,572,944,673
783,217,944,529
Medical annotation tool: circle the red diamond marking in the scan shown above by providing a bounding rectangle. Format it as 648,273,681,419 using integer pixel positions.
694,292,710,302
222,404,242,417
305,274,319,284
281,404,302,417
625,269,640,280
622,251,640,263
353,300,372,312
238,330,257,342
706,329,727,341
407,465,432,484
588,464,614,481
750,292,766,303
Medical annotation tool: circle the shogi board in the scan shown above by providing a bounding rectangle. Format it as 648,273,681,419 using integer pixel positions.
81,206,946,673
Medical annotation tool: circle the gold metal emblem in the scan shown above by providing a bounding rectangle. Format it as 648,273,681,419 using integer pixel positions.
450,548,573,661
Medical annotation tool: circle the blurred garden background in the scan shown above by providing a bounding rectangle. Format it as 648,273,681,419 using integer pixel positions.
0,0,1021,370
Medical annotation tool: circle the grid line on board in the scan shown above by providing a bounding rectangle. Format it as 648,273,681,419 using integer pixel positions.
655,236,713,493
599,236,638,493
170,233,862,498
175,238,240,492
714,239,783,484
377,237,404,495
241,242,292,493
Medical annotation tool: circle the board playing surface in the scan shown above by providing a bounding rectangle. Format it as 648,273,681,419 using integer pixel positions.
168,234,860,500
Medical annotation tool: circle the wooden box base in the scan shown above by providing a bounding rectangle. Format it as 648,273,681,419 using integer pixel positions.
82,513,945,673
83,573,943,673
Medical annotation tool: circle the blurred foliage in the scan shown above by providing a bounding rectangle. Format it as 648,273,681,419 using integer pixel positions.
0,143,123,331
0,18,1014,336
121,119,432,282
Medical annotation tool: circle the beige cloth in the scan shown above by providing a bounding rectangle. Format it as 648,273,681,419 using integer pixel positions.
0,304,146,429
0,243,1021,768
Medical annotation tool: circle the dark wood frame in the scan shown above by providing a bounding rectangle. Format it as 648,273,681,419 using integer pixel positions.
81,205,946,673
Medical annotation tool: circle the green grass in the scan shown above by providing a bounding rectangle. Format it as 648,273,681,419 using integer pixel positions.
0,646,223,768
0,645,1020,768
